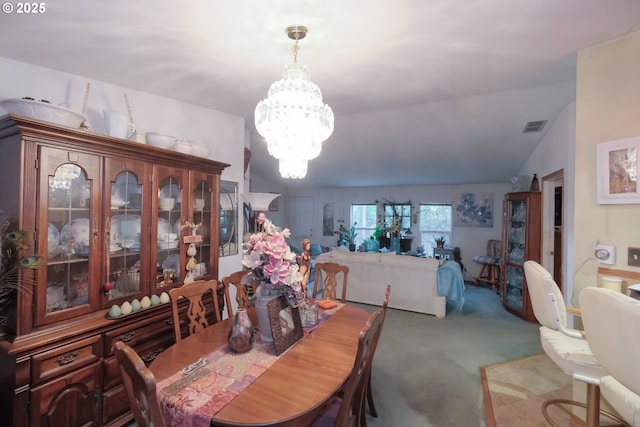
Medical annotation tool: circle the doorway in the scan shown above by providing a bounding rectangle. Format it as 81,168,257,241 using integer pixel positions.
542,170,564,291
287,196,314,242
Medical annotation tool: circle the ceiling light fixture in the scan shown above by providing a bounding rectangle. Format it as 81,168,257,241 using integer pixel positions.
255,25,334,179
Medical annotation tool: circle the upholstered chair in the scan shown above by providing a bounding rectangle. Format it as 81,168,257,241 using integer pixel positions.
524,261,625,426
580,286,640,426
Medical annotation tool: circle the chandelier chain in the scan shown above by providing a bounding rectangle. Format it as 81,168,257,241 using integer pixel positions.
292,39,299,64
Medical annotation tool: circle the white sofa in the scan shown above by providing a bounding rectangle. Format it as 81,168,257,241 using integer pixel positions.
314,250,447,317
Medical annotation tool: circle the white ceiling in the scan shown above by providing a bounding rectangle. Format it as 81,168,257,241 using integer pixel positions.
1,0,639,188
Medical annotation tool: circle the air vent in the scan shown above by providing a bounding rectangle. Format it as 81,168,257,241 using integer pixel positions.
522,120,547,133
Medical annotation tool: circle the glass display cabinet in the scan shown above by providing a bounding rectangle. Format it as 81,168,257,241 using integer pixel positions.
0,115,228,427
501,191,541,322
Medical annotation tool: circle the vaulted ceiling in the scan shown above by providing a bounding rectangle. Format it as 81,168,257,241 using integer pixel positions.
1,0,639,188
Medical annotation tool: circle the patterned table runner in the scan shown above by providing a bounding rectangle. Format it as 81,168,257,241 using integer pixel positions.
157,303,343,427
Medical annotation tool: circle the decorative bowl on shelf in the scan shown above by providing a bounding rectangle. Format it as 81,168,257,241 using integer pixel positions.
190,140,210,158
60,218,91,247
158,240,180,250
145,132,177,149
1,98,86,128
173,138,192,154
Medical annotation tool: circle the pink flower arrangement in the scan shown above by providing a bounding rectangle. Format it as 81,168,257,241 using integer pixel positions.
242,213,302,295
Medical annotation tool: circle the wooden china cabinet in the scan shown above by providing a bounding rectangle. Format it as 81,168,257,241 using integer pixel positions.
0,115,228,426
501,191,541,322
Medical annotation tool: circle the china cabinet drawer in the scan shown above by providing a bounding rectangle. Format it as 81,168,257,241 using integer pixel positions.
104,313,174,357
103,332,172,390
31,335,102,385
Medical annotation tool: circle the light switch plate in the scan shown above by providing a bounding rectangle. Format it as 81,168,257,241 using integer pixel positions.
629,247,640,267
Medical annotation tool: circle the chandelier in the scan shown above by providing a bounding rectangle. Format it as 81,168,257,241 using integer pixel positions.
255,25,334,179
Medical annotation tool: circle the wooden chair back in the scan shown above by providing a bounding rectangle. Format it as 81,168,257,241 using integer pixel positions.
337,306,385,426
313,262,349,302
363,285,391,422
169,279,221,342
113,341,166,427
220,269,254,318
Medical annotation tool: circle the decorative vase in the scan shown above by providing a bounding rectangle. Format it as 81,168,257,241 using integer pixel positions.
255,283,282,342
390,237,401,254
436,241,445,248
530,174,540,191
348,243,356,252
228,308,254,353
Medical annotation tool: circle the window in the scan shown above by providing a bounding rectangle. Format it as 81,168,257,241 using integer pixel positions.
350,204,377,246
419,204,452,248
384,203,411,236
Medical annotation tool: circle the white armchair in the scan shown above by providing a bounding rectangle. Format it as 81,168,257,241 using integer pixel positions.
580,286,640,426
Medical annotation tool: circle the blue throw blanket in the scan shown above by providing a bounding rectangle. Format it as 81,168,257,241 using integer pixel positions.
437,260,465,311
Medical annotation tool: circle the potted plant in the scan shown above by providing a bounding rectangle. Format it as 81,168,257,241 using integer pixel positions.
335,222,357,251
435,236,446,248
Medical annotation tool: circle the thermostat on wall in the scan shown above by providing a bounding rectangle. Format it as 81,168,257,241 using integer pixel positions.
595,244,616,264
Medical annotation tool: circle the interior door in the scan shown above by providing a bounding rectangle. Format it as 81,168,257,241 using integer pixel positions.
287,197,314,242
542,170,564,292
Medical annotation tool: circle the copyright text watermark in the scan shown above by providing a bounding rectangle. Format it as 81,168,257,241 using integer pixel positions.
2,2,47,13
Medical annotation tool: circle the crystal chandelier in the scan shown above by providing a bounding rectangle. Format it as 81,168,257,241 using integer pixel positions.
255,25,334,179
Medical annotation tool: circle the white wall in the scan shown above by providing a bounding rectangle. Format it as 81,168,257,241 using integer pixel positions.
0,57,246,281
573,30,640,302
282,182,511,280
519,101,576,301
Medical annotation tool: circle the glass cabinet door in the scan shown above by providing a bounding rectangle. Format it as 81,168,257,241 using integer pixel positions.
37,147,101,326
154,166,188,290
504,199,527,313
188,172,216,281
103,158,150,307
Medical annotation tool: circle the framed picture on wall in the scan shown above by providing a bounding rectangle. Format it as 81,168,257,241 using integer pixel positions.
596,136,640,204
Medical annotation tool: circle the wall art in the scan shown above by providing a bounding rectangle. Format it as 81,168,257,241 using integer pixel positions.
596,136,639,204
454,193,494,227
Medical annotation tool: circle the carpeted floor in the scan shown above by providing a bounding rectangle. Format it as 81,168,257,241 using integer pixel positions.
480,353,574,426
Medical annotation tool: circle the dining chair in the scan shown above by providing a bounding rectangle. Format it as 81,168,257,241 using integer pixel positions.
310,303,385,427
524,260,624,427
113,341,166,427
313,262,349,302
580,286,639,426
169,279,221,342
220,269,254,318
363,284,391,423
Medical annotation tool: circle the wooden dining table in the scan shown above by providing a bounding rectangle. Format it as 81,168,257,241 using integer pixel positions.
149,304,371,426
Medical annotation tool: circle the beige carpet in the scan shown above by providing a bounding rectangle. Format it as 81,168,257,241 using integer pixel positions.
480,353,577,427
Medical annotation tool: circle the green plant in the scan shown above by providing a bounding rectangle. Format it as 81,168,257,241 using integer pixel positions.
372,226,383,241
335,222,358,245
435,236,446,244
